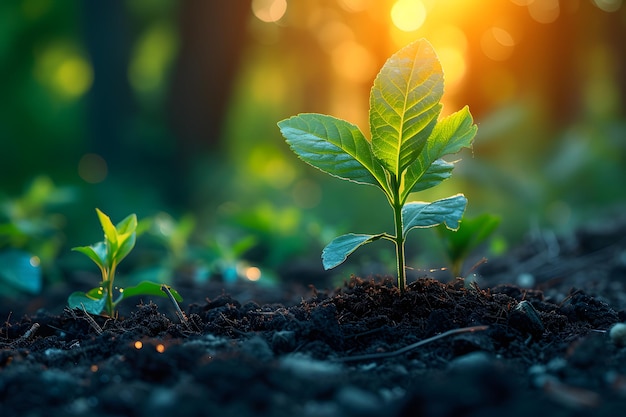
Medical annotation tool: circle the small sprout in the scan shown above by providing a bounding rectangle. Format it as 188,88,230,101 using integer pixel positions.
68,209,182,316
278,39,477,293
437,213,501,278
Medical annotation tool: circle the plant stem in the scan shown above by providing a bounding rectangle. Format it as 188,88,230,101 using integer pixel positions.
390,175,406,294
393,201,406,294
106,263,117,316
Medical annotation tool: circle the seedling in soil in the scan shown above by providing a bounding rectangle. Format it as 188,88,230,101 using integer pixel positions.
68,209,182,316
436,213,500,278
278,39,477,293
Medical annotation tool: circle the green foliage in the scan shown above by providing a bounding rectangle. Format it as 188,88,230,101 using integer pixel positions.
278,39,477,293
68,208,181,316
0,176,76,293
437,213,501,278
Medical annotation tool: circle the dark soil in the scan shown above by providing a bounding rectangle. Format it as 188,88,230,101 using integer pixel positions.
2,221,626,417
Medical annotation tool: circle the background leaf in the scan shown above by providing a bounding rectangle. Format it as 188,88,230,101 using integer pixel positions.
0,250,42,294
370,39,443,177
402,194,467,237
437,213,501,272
322,233,386,270
278,114,389,194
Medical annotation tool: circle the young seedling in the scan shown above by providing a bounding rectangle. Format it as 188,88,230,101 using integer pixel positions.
68,209,182,316
278,39,477,294
436,213,501,278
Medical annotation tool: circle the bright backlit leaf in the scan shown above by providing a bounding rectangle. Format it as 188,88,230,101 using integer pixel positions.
278,114,390,196
370,40,443,177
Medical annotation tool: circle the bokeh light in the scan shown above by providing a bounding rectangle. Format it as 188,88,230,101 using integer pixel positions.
78,153,108,184
593,0,623,12
34,42,92,99
527,0,560,23
391,0,426,32
252,0,287,23
481,27,516,61
331,41,377,83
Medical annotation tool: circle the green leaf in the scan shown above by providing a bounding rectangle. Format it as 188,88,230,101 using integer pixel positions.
72,242,108,270
96,208,118,247
404,158,455,194
116,213,137,236
114,230,136,264
402,194,467,237
278,114,390,195
322,233,386,270
121,281,183,302
370,39,443,177
68,290,107,315
437,213,501,265
401,106,477,202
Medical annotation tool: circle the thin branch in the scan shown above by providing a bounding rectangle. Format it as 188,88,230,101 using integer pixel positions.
334,325,489,362
161,285,192,331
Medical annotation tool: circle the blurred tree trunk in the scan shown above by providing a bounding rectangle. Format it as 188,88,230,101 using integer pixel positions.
167,0,251,157
82,0,134,170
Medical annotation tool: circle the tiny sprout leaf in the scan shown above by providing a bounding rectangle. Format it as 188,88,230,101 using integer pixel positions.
370,39,443,177
322,233,386,270
278,114,389,195
96,208,118,247
68,290,107,315
122,281,183,302
114,229,136,264
72,243,108,270
69,209,179,316
437,213,501,268
402,194,467,237
116,213,138,236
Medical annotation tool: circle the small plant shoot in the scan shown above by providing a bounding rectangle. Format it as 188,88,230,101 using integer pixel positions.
278,39,477,293
437,213,501,278
68,209,182,316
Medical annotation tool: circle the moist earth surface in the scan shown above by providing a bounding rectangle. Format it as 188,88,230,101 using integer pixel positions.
1,220,626,417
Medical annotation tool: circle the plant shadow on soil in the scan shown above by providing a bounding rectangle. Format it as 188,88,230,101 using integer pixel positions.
2,220,626,417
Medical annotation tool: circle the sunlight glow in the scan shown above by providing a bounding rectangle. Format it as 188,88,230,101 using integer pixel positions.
430,26,468,89
331,41,377,83
391,0,426,32
252,0,287,23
